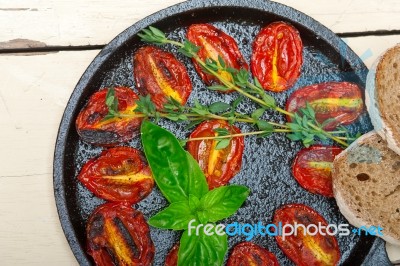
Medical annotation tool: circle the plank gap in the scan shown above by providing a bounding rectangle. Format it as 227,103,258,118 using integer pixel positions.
0,44,105,54
0,31,399,54
338,29,400,38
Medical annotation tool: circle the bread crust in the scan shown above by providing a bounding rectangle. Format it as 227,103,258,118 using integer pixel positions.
366,44,400,155
332,132,400,245
386,242,400,264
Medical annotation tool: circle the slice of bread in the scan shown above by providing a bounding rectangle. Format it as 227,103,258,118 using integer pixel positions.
386,243,400,264
332,131,400,245
366,44,400,155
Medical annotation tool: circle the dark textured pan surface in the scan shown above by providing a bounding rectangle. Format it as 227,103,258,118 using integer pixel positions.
53,0,391,265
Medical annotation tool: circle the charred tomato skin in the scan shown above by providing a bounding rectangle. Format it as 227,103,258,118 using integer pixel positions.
187,120,244,189
187,24,248,88
86,202,155,266
164,244,179,266
133,46,192,110
251,21,303,92
292,145,343,197
286,81,364,130
76,87,142,146
273,204,340,266
227,242,279,266
78,147,154,203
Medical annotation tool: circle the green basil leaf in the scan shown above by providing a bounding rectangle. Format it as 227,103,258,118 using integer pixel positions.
141,121,208,203
188,194,200,211
148,201,196,230
199,185,249,222
197,211,209,224
186,151,209,194
209,102,231,114
178,227,227,266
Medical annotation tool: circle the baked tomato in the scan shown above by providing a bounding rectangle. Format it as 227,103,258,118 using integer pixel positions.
76,87,142,146
273,204,340,266
86,202,154,266
286,82,364,130
133,46,192,110
187,120,244,189
251,21,303,92
164,244,179,266
187,24,248,87
292,145,343,197
227,242,279,266
78,147,154,203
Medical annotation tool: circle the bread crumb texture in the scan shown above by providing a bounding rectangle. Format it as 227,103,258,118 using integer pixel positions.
333,132,400,242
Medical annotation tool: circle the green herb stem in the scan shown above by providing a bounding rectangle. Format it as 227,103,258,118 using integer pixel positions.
186,129,291,142
136,27,359,147
306,122,349,147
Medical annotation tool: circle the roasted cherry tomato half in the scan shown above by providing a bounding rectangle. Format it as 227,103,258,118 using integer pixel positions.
292,145,343,197
187,120,244,189
133,46,192,110
227,242,279,266
273,204,340,266
86,202,155,266
286,82,364,130
76,86,142,146
251,21,303,92
187,24,248,88
164,244,179,266
78,147,154,203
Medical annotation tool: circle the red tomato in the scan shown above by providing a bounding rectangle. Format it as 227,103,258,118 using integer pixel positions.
86,202,154,266
227,242,279,266
187,24,248,88
78,147,154,203
286,82,364,130
133,46,192,110
292,145,343,197
164,244,179,266
273,204,340,266
76,86,142,146
251,21,303,92
187,120,244,189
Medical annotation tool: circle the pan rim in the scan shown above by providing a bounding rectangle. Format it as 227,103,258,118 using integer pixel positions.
53,0,376,265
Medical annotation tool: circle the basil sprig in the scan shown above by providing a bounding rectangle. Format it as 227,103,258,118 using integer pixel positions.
141,121,250,266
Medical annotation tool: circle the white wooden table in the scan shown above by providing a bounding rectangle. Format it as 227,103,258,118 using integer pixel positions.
0,0,399,265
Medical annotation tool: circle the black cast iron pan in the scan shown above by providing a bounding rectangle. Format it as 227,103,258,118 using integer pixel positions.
53,0,392,265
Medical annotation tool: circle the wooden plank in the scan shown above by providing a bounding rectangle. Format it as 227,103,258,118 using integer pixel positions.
0,50,98,265
0,175,78,265
0,50,99,178
345,35,400,68
0,35,399,264
1,0,400,49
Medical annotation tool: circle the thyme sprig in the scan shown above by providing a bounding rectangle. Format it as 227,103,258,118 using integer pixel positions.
104,93,287,148
137,26,359,147
103,86,119,120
